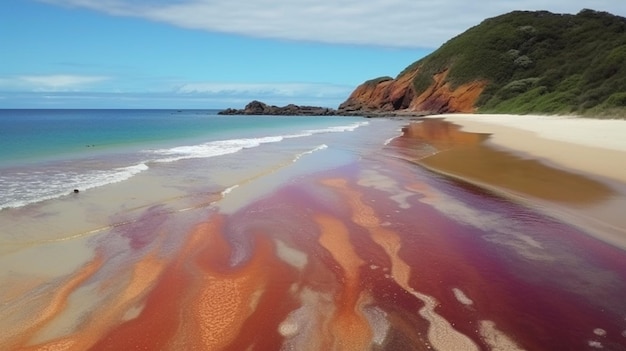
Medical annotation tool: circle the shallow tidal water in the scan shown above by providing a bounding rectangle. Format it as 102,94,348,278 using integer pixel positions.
1,114,625,350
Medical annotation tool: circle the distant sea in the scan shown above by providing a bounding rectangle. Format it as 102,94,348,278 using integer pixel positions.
0,109,379,210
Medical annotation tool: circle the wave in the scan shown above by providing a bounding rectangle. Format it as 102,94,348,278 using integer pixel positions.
304,121,369,134
218,144,329,201
1,120,367,210
384,129,405,146
149,121,368,163
0,163,149,210
221,184,240,196
293,144,328,162
150,136,286,163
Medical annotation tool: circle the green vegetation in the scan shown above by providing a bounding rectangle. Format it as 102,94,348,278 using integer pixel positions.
406,9,626,116
363,76,394,86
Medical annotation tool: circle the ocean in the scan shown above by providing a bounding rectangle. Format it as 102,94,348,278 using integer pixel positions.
0,109,395,210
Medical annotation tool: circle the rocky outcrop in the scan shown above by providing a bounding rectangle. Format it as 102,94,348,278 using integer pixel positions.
338,66,420,114
338,66,486,115
409,69,487,113
219,100,338,116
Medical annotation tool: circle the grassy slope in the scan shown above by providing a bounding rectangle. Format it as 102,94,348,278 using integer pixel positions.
406,9,626,117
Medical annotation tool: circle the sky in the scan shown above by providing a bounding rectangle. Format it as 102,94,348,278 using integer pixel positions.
1,1,625,109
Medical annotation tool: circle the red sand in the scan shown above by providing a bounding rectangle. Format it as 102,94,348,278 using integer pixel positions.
4,123,626,351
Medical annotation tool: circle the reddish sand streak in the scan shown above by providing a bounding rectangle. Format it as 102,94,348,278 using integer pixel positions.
315,214,372,351
22,253,168,351
322,177,481,351
2,255,103,351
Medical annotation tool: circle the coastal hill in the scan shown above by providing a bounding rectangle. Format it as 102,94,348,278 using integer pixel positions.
338,9,626,117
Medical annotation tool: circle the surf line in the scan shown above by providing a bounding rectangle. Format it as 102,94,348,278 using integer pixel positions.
216,144,330,199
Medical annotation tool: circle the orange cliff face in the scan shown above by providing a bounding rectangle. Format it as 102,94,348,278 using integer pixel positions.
338,66,486,114
338,66,420,113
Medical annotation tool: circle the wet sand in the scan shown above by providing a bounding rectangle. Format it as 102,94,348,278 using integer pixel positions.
2,118,626,350
413,115,626,250
424,114,626,183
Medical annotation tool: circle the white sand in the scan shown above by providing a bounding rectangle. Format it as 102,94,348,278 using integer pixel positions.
425,114,626,184
422,113,626,250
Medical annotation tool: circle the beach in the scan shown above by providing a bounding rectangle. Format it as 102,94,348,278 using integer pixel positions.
424,114,626,183
418,114,626,250
1,112,626,350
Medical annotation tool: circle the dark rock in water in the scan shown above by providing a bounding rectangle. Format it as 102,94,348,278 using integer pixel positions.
218,100,339,116
73,189,80,194
218,100,424,117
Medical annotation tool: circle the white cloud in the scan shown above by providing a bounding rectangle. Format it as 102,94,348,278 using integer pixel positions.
176,82,353,98
0,75,110,91
0,75,351,107
19,75,110,89
0,81,353,108
39,0,626,47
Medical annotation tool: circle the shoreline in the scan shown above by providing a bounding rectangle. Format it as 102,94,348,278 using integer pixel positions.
415,113,626,250
413,158,626,251
422,113,626,183
3,114,626,349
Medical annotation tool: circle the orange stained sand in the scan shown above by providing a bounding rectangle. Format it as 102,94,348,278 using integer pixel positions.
19,338,78,351
223,245,301,350
316,214,364,283
406,119,613,204
193,275,256,349
321,177,480,350
23,252,168,351
116,254,166,308
0,276,48,306
183,217,272,350
402,119,487,148
90,213,285,351
320,178,379,228
1,254,103,351
321,178,411,287
87,219,215,350
315,214,372,351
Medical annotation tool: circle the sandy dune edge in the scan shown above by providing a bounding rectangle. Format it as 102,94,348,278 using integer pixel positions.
424,114,626,184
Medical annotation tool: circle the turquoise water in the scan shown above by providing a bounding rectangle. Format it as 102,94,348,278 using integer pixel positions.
0,109,362,165
0,109,375,210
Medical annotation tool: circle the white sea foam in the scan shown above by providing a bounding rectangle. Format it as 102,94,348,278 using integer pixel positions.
593,328,607,336
293,144,328,162
452,288,474,306
275,239,308,269
0,163,149,210
384,129,404,145
412,290,479,351
362,305,390,346
1,120,368,210
479,320,526,351
221,184,239,196
588,340,603,349
283,132,314,138
149,121,367,164
305,121,369,134
151,136,285,163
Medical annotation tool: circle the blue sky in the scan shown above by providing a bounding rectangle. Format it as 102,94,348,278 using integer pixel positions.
1,1,625,109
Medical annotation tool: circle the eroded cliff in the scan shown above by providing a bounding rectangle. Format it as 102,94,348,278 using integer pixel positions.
339,66,486,115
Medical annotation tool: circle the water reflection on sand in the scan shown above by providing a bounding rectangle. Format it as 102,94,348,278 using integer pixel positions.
2,120,626,350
